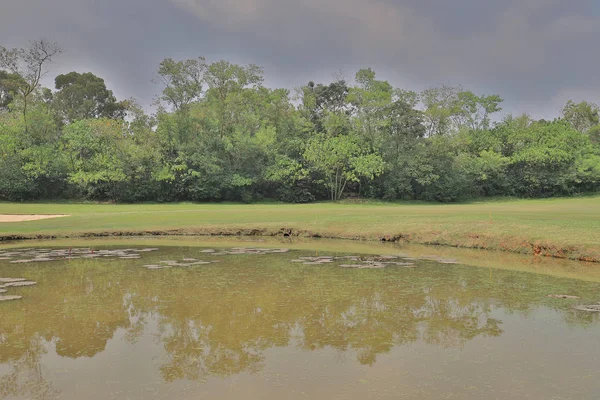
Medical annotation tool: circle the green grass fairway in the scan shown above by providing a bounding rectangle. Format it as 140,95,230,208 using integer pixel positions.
1,197,600,261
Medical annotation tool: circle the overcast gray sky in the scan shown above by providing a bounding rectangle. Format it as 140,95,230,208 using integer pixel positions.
1,0,599,118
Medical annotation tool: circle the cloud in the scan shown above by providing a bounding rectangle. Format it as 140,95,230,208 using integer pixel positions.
0,0,598,118
169,0,600,78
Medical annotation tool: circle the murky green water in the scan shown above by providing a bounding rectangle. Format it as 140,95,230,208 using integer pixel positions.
1,242,599,399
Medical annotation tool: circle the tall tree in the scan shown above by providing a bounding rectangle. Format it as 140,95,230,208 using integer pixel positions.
53,72,125,123
155,57,206,112
204,60,264,138
347,68,393,149
455,91,503,131
420,86,502,135
299,80,352,134
562,100,600,134
420,85,461,136
374,98,426,199
0,70,25,112
62,118,134,200
304,133,385,200
0,39,61,130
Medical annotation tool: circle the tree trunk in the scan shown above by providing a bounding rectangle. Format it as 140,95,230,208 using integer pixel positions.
23,95,28,134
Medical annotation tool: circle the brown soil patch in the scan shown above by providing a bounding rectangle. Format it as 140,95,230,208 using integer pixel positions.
0,214,68,223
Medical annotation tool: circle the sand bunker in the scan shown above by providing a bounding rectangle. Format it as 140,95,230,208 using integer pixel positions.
0,214,68,222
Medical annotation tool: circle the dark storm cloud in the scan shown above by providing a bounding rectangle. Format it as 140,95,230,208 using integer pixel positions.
1,0,599,118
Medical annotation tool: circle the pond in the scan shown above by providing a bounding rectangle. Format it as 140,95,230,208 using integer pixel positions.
1,238,599,399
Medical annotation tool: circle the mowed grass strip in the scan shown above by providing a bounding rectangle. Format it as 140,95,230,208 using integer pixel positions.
1,196,600,261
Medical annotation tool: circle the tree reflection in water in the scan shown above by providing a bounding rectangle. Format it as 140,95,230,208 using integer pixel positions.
0,246,598,398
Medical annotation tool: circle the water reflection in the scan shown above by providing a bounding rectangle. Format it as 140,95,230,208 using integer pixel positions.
0,246,599,399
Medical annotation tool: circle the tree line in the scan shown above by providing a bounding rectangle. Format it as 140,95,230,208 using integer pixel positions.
1,39,599,203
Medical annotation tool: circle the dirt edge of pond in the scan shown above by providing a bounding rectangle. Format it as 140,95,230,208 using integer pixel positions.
0,214,69,222
1,227,598,264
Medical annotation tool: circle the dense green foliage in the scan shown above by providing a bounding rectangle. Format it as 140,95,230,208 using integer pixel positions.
1,41,599,203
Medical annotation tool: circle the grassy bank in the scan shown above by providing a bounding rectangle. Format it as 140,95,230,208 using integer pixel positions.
1,196,600,262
